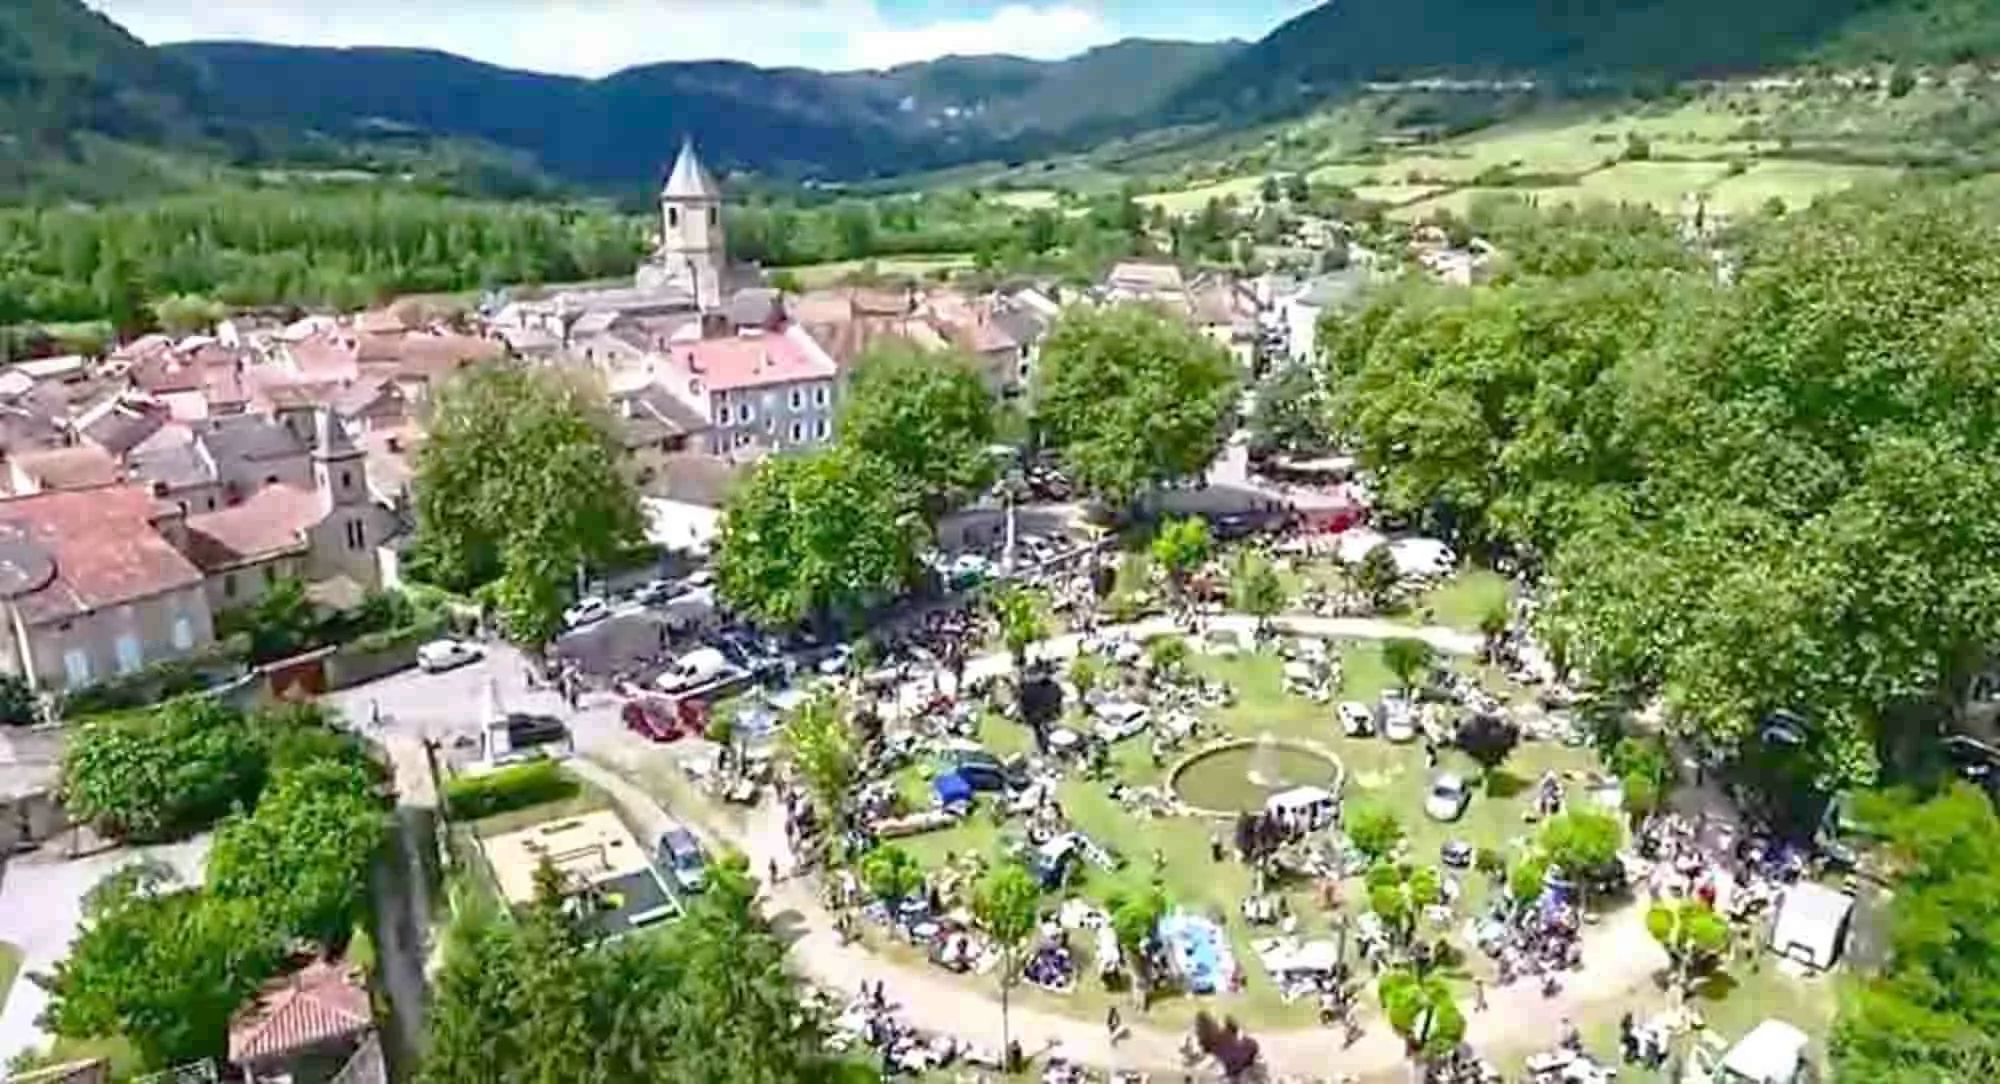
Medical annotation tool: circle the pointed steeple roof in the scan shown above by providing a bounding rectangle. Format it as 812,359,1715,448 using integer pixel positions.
662,137,721,200
312,407,359,461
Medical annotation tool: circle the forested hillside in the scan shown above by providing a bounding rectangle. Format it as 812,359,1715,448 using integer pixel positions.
1165,0,2000,122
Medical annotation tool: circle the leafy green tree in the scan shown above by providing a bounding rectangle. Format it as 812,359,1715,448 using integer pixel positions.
1381,637,1436,693
1539,808,1624,880
780,692,857,835
1508,854,1550,903
1032,305,1240,511
1067,652,1105,699
208,760,385,946
1145,635,1190,675
1378,968,1465,1062
1365,862,1442,943
412,366,643,645
973,863,1042,1057
988,583,1049,670
1345,803,1404,864
60,698,266,841
1352,545,1401,611
1248,362,1332,455
1230,551,1287,635
1150,516,1213,598
859,845,924,903
1455,711,1520,777
715,444,924,629
1832,785,2000,1080
41,860,281,1070
421,855,822,1084
836,341,998,520
1108,884,1169,1003
1646,898,1730,993
219,575,320,664
150,294,224,335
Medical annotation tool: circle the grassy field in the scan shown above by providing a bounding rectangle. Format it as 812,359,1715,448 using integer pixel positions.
1700,161,1903,215
0,940,19,1016
990,189,1062,210
889,643,1600,1036
1136,175,1271,215
775,253,977,288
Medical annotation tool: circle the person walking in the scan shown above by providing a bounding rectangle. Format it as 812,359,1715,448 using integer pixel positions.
1107,1005,1123,1044
1473,977,1487,1011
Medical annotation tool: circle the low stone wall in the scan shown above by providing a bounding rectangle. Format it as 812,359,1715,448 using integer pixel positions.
0,789,72,852
326,637,423,689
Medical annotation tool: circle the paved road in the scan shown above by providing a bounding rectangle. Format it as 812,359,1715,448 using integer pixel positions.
0,838,209,1063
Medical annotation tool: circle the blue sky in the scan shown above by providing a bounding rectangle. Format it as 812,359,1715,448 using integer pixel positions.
91,1,1319,76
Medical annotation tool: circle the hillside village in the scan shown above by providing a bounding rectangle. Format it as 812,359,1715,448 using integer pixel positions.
5,4,2000,1082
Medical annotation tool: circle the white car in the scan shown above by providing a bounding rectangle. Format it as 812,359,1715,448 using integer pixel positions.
1338,701,1375,737
1381,702,1418,743
563,596,612,628
816,645,854,677
416,638,482,673
1091,701,1152,743
1424,773,1471,822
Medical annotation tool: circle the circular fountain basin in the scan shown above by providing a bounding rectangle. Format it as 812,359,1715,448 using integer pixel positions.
1169,738,1344,816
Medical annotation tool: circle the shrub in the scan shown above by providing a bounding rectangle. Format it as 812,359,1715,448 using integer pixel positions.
442,761,579,821
1345,803,1404,864
61,698,269,841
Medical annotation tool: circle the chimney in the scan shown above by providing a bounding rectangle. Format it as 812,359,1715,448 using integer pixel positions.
386,435,403,454
148,497,188,550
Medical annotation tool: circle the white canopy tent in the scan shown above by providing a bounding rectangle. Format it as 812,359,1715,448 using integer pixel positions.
1717,1019,1808,1084
1768,882,1854,970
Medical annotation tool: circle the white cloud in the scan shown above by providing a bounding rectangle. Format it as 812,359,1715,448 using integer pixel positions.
88,0,1131,76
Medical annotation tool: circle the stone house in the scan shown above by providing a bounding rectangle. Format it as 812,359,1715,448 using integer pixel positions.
0,484,215,692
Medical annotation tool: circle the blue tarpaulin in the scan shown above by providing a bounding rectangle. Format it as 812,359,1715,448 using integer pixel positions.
933,771,974,806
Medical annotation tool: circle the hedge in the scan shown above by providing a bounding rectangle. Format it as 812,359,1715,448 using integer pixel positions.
349,613,449,656
61,633,251,719
442,761,579,821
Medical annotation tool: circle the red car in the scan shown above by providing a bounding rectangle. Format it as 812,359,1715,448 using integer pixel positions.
622,693,705,742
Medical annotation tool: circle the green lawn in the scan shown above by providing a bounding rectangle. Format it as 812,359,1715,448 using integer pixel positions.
889,645,1599,1032
1408,569,1515,632
774,253,976,288
0,940,20,1016
467,770,612,838
1136,176,1272,215
1700,161,1902,216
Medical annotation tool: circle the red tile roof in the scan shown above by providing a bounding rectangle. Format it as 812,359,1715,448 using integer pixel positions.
9,445,121,491
183,484,323,570
663,325,835,392
0,484,205,624
228,959,373,1065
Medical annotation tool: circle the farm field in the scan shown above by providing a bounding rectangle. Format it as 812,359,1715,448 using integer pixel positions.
775,252,977,287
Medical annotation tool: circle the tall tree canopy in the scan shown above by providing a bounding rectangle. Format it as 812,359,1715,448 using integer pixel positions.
207,759,385,946
1324,184,2000,796
1833,785,2000,1078
715,444,925,629
421,857,826,1084
1032,305,1240,510
836,341,998,520
411,365,644,644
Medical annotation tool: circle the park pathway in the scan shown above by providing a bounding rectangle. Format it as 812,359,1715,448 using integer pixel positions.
571,613,1668,1078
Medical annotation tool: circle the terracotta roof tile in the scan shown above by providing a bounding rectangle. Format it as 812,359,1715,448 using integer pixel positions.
183,484,322,570
663,325,834,393
0,484,205,624
9,445,120,491
228,959,373,1065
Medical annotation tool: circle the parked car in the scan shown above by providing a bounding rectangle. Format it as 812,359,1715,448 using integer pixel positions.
816,644,855,677
655,826,708,894
1338,701,1375,737
631,578,685,606
655,647,742,693
563,596,612,628
1379,692,1418,743
416,638,482,673
950,749,1026,792
1091,701,1151,744
1424,773,1471,822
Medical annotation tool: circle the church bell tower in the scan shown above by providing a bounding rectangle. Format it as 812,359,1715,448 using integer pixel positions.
659,136,726,311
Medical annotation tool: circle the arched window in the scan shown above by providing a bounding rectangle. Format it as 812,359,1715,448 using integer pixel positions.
668,207,680,228
708,207,718,228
